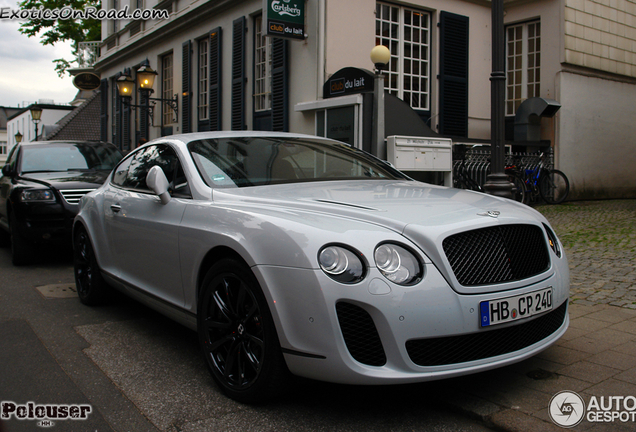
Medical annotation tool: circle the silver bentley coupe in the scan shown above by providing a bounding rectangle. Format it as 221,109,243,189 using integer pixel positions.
73,131,569,403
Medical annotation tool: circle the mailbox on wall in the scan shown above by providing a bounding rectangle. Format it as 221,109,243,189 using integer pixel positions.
386,136,453,186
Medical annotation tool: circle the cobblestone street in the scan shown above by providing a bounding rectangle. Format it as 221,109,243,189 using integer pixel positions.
536,200,636,309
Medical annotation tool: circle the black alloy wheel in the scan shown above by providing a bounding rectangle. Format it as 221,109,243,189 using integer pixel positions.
9,210,33,266
198,259,289,403
74,227,109,305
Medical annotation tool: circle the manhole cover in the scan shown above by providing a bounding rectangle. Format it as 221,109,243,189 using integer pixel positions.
36,284,77,299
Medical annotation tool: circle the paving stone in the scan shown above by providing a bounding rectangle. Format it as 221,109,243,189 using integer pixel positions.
585,351,635,371
558,361,621,384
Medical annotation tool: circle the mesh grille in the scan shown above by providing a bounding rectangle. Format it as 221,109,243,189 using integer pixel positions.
60,189,95,205
405,301,567,367
336,302,386,366
443,224,550,286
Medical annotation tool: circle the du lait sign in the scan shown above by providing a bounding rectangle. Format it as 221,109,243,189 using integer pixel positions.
264,0,305,40
323,67,375,99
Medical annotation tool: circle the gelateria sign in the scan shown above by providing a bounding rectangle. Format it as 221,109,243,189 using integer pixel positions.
264,0,305,40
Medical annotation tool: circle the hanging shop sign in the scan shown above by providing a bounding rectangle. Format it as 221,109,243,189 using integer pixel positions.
323,67,375,99
73,72,101,91
264,0,305,40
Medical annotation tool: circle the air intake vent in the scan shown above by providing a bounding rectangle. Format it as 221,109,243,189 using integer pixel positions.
336,302,386,366
60,189,95,205
443,224,550,286
406,301,567,366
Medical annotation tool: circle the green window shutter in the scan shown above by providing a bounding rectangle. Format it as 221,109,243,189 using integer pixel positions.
100,79,109,142
232,17,246,131
439,11,469,137
209,27,222,131
271,38,289,132
182,40,193,133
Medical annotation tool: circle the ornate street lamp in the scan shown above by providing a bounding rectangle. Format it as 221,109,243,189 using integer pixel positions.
15,131,23,144
30,106,42,141
370,45,391,159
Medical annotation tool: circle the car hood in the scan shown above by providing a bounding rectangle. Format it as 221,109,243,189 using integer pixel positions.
20,170,111,189
211,180,546,235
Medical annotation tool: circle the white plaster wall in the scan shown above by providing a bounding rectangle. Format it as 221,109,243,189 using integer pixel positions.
556,70,636,199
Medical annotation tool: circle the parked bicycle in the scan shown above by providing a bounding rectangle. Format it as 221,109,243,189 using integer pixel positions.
506,153,569,205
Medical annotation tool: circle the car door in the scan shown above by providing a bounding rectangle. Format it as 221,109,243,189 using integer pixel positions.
106,144,190,306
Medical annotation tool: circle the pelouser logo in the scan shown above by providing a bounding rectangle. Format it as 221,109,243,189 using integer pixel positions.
549,391,586,428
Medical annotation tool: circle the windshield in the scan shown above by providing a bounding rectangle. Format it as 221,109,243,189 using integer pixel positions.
20,143,123,174
188,137,408,188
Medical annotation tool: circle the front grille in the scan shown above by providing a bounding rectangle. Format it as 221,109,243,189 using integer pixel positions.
336,302,386,366
405,301,567,367
60,189,95,205
443,224,550,286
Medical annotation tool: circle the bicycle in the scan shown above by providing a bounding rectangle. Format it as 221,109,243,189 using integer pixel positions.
504,163,527,204
509,153,570,205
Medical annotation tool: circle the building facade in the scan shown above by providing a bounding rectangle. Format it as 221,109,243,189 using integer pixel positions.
95,0,636,199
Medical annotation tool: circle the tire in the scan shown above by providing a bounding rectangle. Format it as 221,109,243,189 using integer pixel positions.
508,174,527,204
74,227,110,305
9,210,33,266
197,259,290,403
539,169,569,204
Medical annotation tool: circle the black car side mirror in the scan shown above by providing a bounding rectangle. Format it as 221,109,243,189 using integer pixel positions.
1,165,12,177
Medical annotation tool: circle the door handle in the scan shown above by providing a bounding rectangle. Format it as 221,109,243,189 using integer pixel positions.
111,204,122,213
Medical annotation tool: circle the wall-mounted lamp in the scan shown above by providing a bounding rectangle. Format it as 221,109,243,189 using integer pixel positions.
15,131,23,144
115,64,178,139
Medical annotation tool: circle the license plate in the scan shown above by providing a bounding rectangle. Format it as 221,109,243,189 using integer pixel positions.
480,287,553,327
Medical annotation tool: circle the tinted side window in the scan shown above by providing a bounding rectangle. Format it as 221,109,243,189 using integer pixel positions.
111,155,133,187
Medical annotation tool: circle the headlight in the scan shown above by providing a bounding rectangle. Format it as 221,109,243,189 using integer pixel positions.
318,245,365,284
374,243,423,285
21,189,55,202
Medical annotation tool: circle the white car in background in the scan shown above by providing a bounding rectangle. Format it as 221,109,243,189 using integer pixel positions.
73,132,569,403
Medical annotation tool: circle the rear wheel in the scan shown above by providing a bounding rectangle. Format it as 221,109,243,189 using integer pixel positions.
197,259,289,403
539,169,569,204
508,174,527,204
74,227,110,305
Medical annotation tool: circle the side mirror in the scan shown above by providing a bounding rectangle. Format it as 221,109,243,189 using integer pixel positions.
146,165,171,205
2,165,12,177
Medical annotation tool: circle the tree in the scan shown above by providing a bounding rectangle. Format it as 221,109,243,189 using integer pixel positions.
18,0,101,77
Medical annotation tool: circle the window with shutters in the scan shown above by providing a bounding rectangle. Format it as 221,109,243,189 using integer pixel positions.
254,16,272,112
375,2,431,112
198,38,209,121
162,53,174,125
506,21,541,115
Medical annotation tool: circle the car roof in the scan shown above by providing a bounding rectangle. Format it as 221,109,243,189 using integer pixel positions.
151,131,342,145
18,140,116,147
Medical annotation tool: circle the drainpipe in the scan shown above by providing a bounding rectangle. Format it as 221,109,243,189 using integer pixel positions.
317,0,325,99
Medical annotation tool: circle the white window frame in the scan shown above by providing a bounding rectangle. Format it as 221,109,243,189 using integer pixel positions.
162,53,174,125
198,38,209,121
375,2,431,111
506,20,541,116
254,16,272,112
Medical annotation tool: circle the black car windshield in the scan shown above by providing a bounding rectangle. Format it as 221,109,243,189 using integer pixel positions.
188,137,408,188
20,143,123,173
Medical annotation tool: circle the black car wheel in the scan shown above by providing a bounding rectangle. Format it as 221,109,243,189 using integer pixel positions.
198,259,289,403
74,227,110,305
9,210,33,266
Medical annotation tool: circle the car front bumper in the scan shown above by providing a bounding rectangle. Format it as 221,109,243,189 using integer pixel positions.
254,263,569,385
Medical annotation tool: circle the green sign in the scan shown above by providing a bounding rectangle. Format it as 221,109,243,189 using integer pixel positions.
264,0,305,40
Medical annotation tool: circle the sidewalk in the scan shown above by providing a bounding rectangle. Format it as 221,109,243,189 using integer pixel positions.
445,200,636,432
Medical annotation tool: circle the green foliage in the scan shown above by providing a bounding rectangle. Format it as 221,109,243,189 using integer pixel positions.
18,0,101,77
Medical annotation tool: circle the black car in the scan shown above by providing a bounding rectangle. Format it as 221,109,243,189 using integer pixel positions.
0,140,123,265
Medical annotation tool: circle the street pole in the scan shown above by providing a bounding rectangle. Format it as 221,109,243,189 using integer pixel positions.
372,72,386,159
483,0,513,198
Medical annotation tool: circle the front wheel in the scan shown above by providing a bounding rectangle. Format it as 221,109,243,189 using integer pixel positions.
9,210,33,266
508,174,527,204
74,227,110,305
197,259,290,403
539,169,569,204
